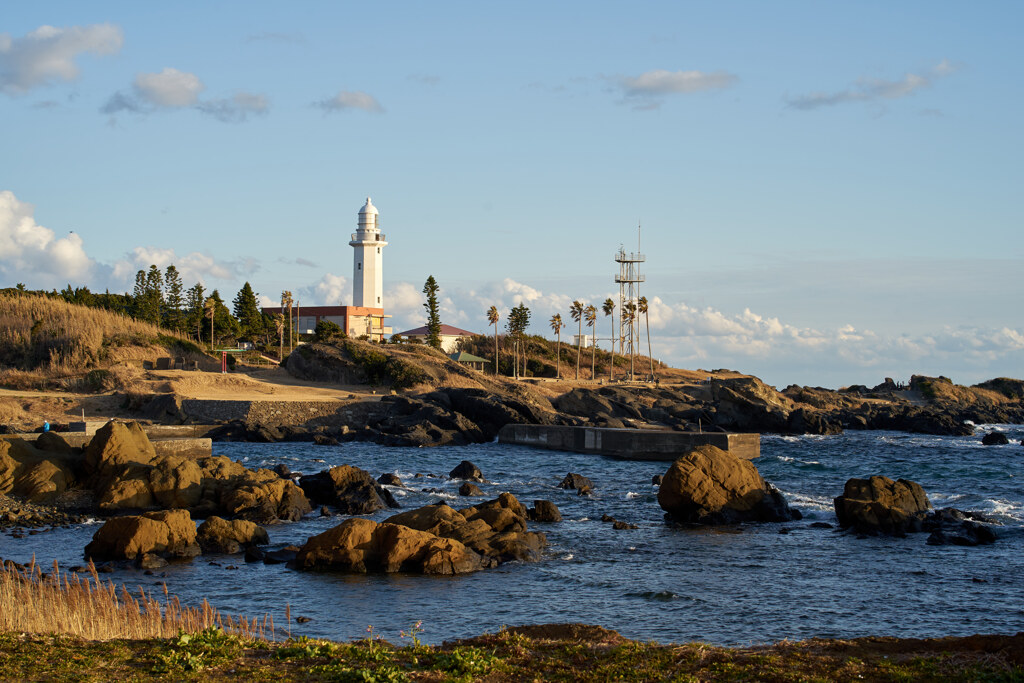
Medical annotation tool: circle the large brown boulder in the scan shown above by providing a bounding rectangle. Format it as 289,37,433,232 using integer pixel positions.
149,456,204,509
13,459,73,503
298,465,399,514
196,516,269,554
96,465,155,510
84,509,200,561
658,445,799,524
84,422,156,476
834,476,931,534
0,438,76,503
294,518,484,575
220,476,312,523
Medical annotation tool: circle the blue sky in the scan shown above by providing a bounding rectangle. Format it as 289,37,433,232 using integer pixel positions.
2,2,1022,388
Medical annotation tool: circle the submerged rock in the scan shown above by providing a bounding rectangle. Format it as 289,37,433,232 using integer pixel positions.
658,445,799,525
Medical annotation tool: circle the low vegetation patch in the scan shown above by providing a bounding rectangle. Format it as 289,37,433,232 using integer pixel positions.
340,339,428,390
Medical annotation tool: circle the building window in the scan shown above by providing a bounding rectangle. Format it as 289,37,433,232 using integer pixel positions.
377,296,381,303
358,262,361,270
377,247,380,254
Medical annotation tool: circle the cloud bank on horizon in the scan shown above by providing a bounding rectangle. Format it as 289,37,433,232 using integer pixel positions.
1,188,1021,388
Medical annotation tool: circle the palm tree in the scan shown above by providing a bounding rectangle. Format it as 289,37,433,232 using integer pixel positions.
274,313,284,360
569,300,584,380
624,301,637,381
549,313,564,378
584,304,597,379
602,298,616,381
487,306,500,375
639,296,654,381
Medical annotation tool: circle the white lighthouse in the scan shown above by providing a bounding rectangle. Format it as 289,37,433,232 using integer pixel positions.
349,197,388,308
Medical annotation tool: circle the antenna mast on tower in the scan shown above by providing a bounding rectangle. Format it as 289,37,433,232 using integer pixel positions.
614,222,645,381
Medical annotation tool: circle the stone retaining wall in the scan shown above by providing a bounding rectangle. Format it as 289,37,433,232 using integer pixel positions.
179,398,388,427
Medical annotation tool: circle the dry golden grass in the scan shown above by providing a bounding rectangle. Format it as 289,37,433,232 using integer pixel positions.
0,292,204,389
0,558,273,642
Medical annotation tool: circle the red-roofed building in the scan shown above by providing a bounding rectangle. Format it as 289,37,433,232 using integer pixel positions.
395,324,478,353
262,305,392,343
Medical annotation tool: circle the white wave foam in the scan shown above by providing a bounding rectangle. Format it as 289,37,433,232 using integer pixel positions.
561,553,574,561
626,491,642,499
777,456,794,462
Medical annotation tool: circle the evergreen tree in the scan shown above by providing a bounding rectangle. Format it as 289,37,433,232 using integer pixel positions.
132,270,149,321
145,265,163,324
422,275,442,349
208,289,239,345
185,283,206,341
164,265,185,332
232,282,263,341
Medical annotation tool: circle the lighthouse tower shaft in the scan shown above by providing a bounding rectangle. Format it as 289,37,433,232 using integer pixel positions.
349,198,388,308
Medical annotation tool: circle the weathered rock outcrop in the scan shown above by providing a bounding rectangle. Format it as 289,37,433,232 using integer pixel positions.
298,465,398,515
84,509,200,561
833,476,931,534
658,445,799,525
84,422,157,477
294,518,484,575
196,516,270,554
295,492,547,575
982,432,1010,445
0,437,77,504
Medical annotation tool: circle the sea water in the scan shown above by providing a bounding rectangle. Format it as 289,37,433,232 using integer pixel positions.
4,427,1023,645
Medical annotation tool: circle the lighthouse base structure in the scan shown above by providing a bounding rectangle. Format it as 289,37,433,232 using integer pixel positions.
261,305,392,343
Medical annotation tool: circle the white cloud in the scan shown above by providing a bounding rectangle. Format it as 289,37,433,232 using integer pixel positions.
301,273,348,305
787,60,957,111
101,68,268,124
112,246,235,285
0,23,123,95
314,90,384,113
619,69,738,96
0,190,94,286
134,67,204,107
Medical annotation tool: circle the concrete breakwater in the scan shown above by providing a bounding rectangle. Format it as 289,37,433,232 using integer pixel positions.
498,424,760,461
4,427,213,459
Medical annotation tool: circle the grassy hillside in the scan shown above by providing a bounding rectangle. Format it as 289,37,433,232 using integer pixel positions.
0,292,205,389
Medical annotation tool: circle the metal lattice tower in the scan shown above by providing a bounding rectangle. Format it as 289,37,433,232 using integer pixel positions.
614,228,645,379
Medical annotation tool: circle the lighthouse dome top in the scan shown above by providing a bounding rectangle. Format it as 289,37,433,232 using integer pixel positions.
359,197,378,215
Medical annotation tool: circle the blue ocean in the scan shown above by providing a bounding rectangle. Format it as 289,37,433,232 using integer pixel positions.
4,426,1023,645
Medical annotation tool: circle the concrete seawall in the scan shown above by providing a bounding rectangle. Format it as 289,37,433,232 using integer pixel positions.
498,424,760,461
4,430,212,459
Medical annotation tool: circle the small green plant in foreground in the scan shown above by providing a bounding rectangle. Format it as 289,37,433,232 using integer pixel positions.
151,627,246,674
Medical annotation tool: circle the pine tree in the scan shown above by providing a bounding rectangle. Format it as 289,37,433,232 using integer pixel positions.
145,265,163,325
185,283,206,341
232,282,263,341
422,275,442,349
164,265,184,332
